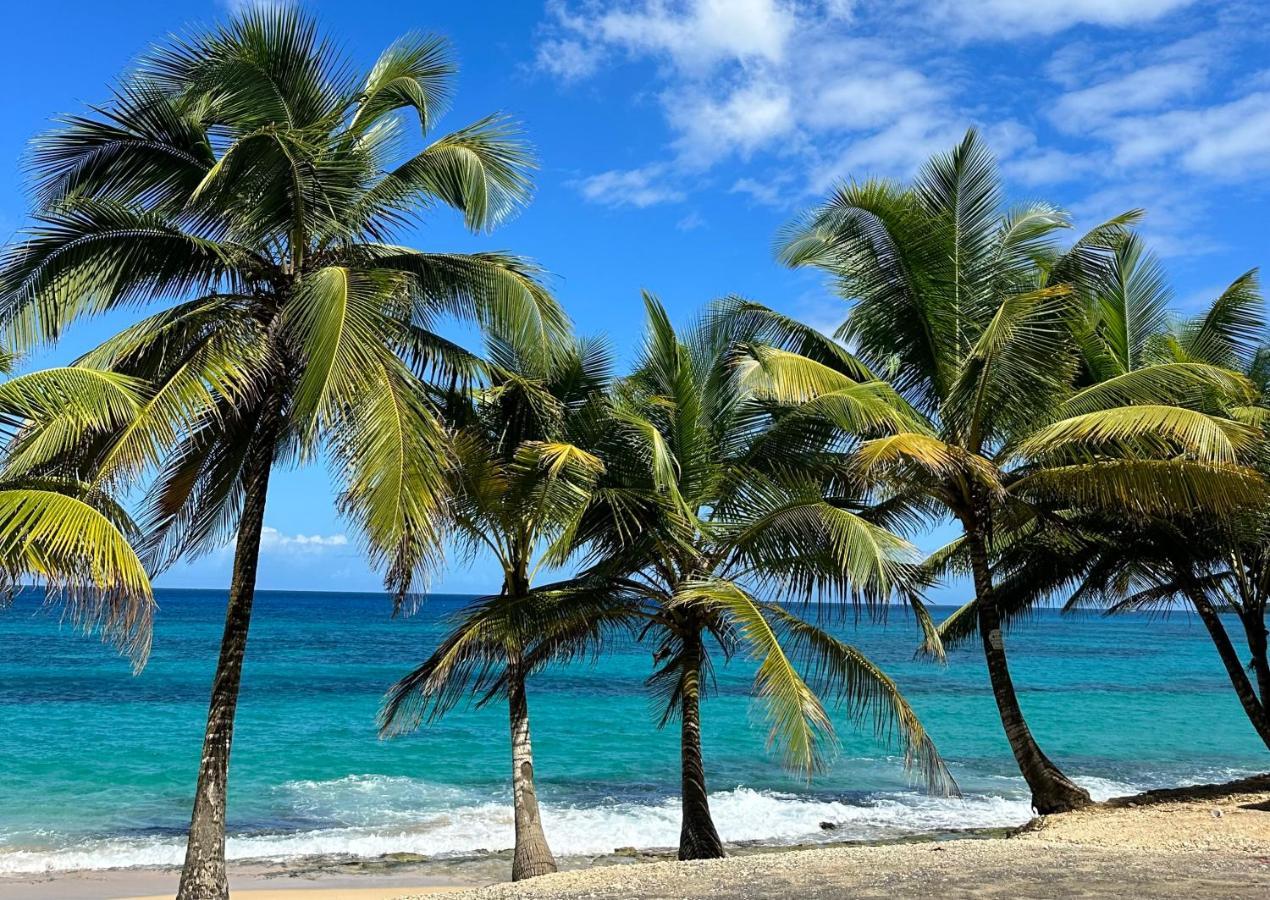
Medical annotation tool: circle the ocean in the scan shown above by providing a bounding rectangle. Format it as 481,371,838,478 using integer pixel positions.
0,588,1264,874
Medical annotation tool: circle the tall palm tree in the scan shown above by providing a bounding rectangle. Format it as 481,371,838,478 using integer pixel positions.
778,131,1261,812
930,252,1270,749
0,362,153,662
573,295,956,860
0,10,566,898
380,338,628,880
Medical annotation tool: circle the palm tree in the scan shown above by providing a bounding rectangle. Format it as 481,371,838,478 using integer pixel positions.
573,295,956,860
379,338,628,880
778,131,1261,813
0,362,154,663
931,250,1270,749
1050,262,1270,746
0,10,566,898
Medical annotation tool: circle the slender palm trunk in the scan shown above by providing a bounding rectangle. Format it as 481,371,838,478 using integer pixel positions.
508,660,557,881
1188,591,1270,750
964,525,1091,814
177,442,274,900
677,634,725,860
1239,607,1270,709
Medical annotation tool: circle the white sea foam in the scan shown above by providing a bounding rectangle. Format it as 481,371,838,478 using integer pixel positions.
0,768,1243,875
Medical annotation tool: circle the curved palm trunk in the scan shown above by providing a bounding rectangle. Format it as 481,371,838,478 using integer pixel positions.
1238,607,1270,709
1188,591,1270,750
677,634,725,860
965,528,1091,814
508,661,557,881
177,447,274,900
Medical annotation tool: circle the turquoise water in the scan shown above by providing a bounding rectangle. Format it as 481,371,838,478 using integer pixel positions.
0,588,1264,873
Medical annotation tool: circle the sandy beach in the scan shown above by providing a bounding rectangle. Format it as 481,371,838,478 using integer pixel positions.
3,775,1266,900
433,775,1270,899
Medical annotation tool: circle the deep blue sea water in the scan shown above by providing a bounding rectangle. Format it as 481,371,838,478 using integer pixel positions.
0,588,1265,873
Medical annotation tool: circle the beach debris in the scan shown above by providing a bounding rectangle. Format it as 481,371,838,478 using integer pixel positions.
819,821,838,831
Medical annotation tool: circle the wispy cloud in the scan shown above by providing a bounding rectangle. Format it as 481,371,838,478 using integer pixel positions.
259,526,350,553
574,163,686,207
917,0,1196,39
539,0,1265,264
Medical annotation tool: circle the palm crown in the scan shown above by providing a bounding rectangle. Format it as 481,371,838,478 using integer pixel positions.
778,129,1263,813
571,295,954,857
0,9,568,596
0,11,570,896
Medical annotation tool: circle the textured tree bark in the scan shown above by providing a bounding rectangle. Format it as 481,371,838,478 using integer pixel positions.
1190,592,1270,750
1239,607,1270,709
176,442,274,900
508,662,557,881
677,635,725,860
965,527,1091,815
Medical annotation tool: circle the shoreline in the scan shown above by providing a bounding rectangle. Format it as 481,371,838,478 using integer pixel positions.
4,776,1267,899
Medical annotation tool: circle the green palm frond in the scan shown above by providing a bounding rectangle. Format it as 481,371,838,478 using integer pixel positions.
350,245,568,358
1014,458,1266,518
333,358,451,603
1017,405,1257,465
380,580,638,735
0,200,246,349
348,33,454,135
1084,234,1172,377
1177,269,1263,369
1059,362,1255,416
762,604,958,796
0,486,153,666
674,579,834,775
363,115,534,232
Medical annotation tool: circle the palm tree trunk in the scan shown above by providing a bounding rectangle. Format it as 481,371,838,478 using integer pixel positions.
176,445,274,900
678,634,725,860
1239,607,1270,708
965,527,1091,814
1188,591,1270,750
508,660,557,881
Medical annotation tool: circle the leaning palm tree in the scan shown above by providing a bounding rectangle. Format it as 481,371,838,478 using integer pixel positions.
0,10,566,898
931,251,1270,749
1060,264,1270,745
779,131,1262,812
380,338,628,880
573,295,956,860
0,363,154,663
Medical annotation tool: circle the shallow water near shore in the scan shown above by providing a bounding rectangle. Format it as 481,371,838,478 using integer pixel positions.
0,588,1264,874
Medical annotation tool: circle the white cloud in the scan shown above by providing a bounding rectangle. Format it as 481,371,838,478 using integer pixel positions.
921,0,1195,39
675,211,706,230
1072,181,1219,258
535,38,603,80
804,64,945,132
809,113,966,190
668,78,796,165
1052,61,1207,125
575,164,686,207
1091,91,1270,178
543,1,962,201
730,176,791,207
540,0,1269,253
259,526,349,552
1001,148,1098,186
587,0,796,70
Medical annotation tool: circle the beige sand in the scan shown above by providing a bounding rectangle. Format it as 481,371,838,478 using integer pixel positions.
6,775,1269,900
432,775,1270,900
122,889,463,900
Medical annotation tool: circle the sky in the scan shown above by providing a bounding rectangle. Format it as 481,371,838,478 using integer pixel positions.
1,0,1268,596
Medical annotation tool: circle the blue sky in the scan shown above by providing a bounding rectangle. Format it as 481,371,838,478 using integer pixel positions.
2,0,1268,595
